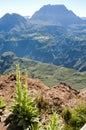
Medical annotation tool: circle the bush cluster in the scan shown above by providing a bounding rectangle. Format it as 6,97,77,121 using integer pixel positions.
62,105,86,130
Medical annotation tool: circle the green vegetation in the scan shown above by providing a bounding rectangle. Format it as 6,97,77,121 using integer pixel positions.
62,105,86,130
44,113,62,130
0,97,5,116
31,113,63,130
0,52,86,90
5,65,39,130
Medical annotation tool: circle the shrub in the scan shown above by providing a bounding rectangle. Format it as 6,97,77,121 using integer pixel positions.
62,105,86,130
5,65,39,130
32,112,63,130
45,113,63,130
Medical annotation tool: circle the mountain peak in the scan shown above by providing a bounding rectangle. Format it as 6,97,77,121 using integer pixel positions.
0,13,27,31
38,4,68,15
31,4,82,26
1,13,25,20
41,4,67,11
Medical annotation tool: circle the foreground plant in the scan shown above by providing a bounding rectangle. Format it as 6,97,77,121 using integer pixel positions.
5,65,39,130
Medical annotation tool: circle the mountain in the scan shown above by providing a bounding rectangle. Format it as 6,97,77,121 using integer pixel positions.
0,52,86,90
31,4,83,26
0,23,86,72
0,13,27,31
0,5,86,72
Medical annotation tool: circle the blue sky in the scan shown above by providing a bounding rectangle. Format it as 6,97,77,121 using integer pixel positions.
0,0,86,17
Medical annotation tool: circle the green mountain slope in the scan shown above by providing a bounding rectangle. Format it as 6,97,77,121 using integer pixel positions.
0,52,86,90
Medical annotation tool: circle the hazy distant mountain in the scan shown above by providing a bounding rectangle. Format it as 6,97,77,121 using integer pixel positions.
0,13,27,31
0,5,86,72
31,4,83,26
